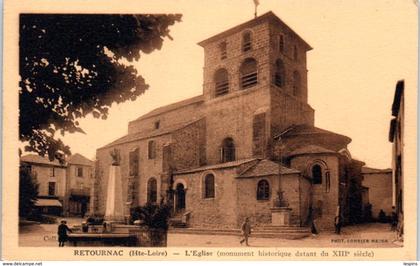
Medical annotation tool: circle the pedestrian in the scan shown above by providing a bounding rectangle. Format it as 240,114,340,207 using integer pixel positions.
390,207,398,231
307,206,318,235
311,217,319,236
81,203,87,218
57,220,72,247
239,217,252,246
378,209,386,223
334,205,343,234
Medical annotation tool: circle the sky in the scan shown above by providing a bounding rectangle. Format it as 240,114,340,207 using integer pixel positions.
41,0,417,168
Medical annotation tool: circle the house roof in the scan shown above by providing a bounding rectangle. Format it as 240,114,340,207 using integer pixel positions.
174,158,300,178
131,95,204,122
391,80,404,117
361,166,392,174
287,145,336,157
99,118,204,149
68,153,93,166
20,154,63,167
238,159,300,178
275,124,352,144
198,11,312,50
174,158,258,175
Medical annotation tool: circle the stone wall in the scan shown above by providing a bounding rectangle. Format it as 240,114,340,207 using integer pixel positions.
171,119,206,170
127,98,204,135
362,170,393,219
299,176,312,226
204,88,271,165
270,86,315,137
200,20,273,164
174,168,307,229
236,173,309,227
202,22,271,101
268,22,309,103
31,165,66,198
290,154,340,230
236,175,278,227
67,164,93,190
173,168,239,229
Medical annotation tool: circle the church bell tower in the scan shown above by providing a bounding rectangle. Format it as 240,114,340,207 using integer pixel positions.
197,12,315,163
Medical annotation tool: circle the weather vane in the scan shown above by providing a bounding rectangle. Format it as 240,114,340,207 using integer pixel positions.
254,0,260,18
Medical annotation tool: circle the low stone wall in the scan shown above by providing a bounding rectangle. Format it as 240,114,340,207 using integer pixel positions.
69,224,167,247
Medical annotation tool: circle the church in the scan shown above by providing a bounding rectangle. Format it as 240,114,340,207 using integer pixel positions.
92,12,375,230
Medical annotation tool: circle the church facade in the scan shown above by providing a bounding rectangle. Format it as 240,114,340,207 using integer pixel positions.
92,12,369,230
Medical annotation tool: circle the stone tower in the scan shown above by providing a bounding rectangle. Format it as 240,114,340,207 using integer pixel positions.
197,12,315,163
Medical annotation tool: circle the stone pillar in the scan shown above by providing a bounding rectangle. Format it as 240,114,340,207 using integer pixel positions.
270,207,292,226
104,165,125,222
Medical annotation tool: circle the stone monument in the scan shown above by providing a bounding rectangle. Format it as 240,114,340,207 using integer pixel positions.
104,148,125,223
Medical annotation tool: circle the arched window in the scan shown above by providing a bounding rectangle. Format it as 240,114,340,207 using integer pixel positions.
312,164,322,184
221,137,235,163
204,174,215,198
148,140,156,159
274,59,285,88
257,179,270,200
242,31,252,52
240,58,258,89
147,178,157,203
214,68,229,96
293,45,298,61
292,71,301,96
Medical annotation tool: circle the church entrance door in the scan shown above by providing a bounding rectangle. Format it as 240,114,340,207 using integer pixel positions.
175,183,186,213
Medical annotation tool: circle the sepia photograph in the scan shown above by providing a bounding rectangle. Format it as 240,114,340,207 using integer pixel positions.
3,0,418,261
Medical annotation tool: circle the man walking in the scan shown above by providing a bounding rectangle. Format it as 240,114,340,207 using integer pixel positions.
57,220,72,247
240,217,252,246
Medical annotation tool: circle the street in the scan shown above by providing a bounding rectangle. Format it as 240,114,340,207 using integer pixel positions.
19,218,401,248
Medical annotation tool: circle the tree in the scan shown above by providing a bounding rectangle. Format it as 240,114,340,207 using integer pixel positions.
130,202,172,230
20,14,182,160
19,164,39,217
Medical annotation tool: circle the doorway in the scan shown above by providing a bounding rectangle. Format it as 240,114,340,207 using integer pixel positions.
175,183,186,213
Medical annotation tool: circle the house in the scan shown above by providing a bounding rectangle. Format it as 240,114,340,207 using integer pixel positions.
389,80,404,235
20,153,93,216
20,154,66,215
361,167,393,220
64,153,94,216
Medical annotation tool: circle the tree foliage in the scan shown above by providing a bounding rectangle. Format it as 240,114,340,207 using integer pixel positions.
20,14,182,160
131,203,172,230
19,164,39,217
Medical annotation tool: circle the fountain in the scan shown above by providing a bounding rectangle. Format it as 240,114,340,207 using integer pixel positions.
67,149,168,247
67,149,137,246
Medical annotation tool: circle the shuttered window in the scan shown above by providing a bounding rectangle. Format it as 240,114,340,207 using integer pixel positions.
240,58,258,89
214,68,229,96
